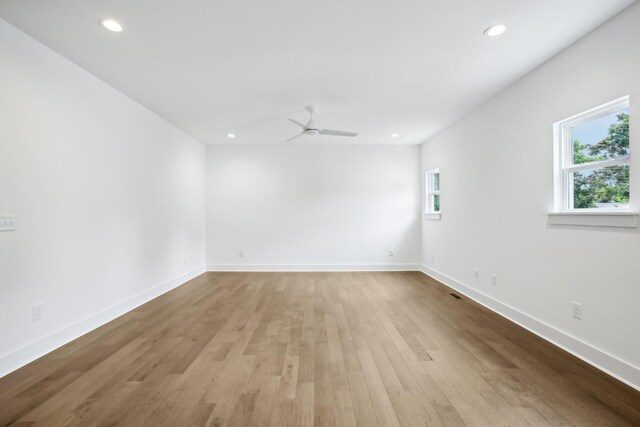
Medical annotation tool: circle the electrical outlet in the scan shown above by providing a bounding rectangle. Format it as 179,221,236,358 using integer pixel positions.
572,301,583,320
388,249,395,257
491,274,497,286
431,254,435,263
239,250,245,258
183,257,187,265
32,303,44,321
474,268,479,279
0,216,16,232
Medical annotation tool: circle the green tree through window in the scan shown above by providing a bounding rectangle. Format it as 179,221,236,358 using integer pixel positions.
572,113,629,209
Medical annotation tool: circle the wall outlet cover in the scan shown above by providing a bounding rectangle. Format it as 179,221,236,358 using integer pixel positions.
572,301,583,320
32,303,44,321
0,216,16,232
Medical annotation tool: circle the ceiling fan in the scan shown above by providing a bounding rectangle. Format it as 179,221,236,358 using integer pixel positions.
286,107,358,142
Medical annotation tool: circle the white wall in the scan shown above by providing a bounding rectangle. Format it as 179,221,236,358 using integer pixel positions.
420,4,640,389
3,1,637,391
206,145,421,270
0,19,206,376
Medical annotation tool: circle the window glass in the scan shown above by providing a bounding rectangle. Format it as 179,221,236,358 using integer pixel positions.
433,194,440,212
572,164,629,209
426,168,440,214
572,108,629,165
432,173,440,192
554,97,630,212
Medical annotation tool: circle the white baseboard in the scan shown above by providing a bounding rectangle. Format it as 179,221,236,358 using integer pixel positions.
207,263,421,272
419,264,640,391
5,264,636,391
0,265,206,379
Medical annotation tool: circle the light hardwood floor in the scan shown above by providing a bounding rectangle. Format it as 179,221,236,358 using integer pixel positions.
1,272,638,426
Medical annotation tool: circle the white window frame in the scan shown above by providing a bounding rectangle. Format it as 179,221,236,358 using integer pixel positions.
553,96,629,212
425,168,441,219
549,96,638,228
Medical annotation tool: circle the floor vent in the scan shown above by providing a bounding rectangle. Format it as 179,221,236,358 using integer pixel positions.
449,292,463,300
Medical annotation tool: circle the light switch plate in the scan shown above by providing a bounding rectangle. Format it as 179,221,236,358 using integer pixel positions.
0,216,16,232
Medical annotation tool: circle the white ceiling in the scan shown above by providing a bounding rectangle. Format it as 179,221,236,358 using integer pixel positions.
0,0,635,145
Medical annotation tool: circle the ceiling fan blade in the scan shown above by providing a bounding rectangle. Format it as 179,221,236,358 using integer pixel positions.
288,118,308,130
286,132,305,142
319,129,358,137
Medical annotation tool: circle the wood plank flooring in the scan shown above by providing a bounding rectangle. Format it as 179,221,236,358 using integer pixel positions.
1,272,638,426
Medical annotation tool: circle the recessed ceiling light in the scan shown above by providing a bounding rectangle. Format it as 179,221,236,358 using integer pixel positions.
391,133,399,138
227,133,236,139
484,24,506,37
101,19,123,33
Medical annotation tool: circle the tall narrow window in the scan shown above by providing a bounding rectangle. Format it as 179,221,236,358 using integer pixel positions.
553,97,630,212
426,168,440,214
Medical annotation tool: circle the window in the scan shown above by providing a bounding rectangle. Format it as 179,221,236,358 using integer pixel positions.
553,97,630,212
426,168,440,216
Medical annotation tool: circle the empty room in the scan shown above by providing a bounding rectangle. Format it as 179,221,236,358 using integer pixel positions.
1,0,639,426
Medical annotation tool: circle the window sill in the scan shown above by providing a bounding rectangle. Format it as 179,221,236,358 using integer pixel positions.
548,211,638,228
424,213,441,220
